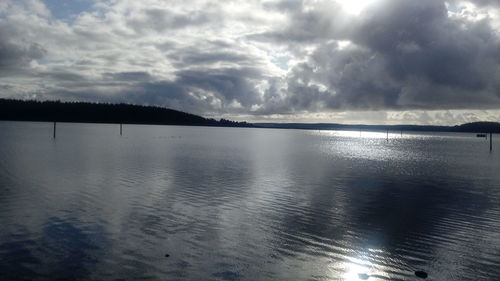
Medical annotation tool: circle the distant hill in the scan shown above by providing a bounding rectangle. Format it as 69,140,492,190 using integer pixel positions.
255,121,500,133
453,122,500,133
0,99,252,128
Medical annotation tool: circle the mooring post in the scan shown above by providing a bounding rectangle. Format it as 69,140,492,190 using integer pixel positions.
120,123,122,136
490,132,493,151
387,130,389,142
401,130,403,137
53,121,56,139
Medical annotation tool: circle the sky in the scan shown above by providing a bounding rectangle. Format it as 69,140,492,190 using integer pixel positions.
1,0,500,125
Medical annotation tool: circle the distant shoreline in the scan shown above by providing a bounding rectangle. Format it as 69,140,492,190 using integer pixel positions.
254,122,500,133
1,98,499,133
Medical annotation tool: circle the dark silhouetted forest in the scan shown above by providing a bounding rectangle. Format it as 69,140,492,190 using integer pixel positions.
2,98,499,133
0,99,253,127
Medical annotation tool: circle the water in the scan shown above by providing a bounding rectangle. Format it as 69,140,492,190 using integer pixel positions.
0,121,499,281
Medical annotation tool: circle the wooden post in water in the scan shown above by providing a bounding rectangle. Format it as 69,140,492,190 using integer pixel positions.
386,130,389,142
53,122,56,139
490,132,493,151
120,123,122,136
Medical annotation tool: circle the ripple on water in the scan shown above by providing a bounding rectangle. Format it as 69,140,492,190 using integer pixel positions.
0,123,499,280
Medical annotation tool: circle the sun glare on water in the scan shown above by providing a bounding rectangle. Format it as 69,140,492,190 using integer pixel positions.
342,259,373,281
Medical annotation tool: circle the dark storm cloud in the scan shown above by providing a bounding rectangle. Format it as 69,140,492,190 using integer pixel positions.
354,0,500,108
156,38,263,69
65,67,266,114
37,66,263,113
0,40,46,74
38,70,87,82
129,81,189,107
253,0,352,43
103,71,153,82
177,67,263,107
258,0,500,112
122,80,224,114
353,0,497,90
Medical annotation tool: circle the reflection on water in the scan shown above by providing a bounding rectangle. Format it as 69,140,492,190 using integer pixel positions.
0,121,499,280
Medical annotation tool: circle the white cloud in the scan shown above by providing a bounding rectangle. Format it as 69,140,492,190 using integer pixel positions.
0,0,499,125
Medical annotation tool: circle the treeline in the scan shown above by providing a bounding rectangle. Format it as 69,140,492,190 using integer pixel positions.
453,122,500,133
0,99,253,128
2,98,498,133
255,122,500,133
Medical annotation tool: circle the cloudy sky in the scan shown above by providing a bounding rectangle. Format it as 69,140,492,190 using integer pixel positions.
1,0,500,124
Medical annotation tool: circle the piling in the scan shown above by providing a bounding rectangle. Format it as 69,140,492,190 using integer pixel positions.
120,123,122,136
490,132,493,151
386,130,389,142
53,122,56,139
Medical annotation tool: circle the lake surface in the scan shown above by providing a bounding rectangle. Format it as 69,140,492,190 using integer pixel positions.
0,121,499,281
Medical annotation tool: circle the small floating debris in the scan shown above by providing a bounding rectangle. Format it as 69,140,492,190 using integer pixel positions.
415,271,428,278
358,273,369,280
165,254,170,257
477,133,487,138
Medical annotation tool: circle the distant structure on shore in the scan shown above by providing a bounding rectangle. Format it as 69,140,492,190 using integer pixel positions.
0,99,252,128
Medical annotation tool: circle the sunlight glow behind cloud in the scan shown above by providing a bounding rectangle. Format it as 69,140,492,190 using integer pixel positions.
337,0,378,15
0,0,499,124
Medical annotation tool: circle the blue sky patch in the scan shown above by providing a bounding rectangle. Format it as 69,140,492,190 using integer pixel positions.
43,0,93,21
